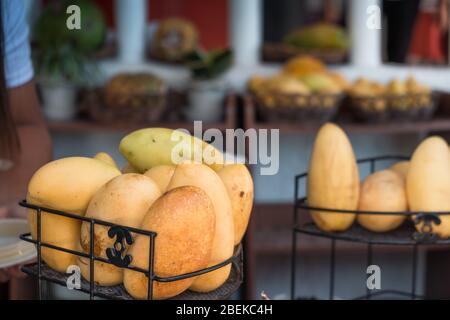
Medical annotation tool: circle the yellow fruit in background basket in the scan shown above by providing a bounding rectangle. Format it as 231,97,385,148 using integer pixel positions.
265,74,311,95
218,164,254,245
94,152,119,169
27,157,121,272
123,186,215,299
119,128,224,173
390,161,410,180
407,137,450,238
144,165,175,193
357,170,407,232
307,123,360,232
248,75,267,94
283,55,326,77
349,78,386,97
406,76,431,94
78,174,161,286
327,72,349,91
167,163,234,292
300,73,341,94
387,78,406,96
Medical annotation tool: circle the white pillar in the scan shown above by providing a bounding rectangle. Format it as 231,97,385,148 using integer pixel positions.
115,0,147,64
349,0,382,67
229,0,262,66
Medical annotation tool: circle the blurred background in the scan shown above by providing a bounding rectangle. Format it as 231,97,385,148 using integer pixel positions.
4,0,450,299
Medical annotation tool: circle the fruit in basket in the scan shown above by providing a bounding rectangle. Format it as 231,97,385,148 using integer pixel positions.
123,186,215,299
357,170,407,232
167,163,234,292
104,73,167,109
387,79,407,96
407,137,450,238
78,174,161,286
348,78,387,112
122,162,140,174
283,23,349,51
218,164,254,245
94,152,119,169
406,76,431,94
119,128,224,172
265,75,311,95
390,161,410,180
300,73,342,94
307,123,360,232
27,157,121,272
327,72,349,91
349,78,386,97
151,18,198,62
144,165,176,193
283,55,326,77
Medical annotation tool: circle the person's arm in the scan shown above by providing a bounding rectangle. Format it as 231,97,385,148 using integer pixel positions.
0,80,52,215
439,0,448,31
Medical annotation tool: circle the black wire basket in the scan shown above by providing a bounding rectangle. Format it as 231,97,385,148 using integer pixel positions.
291,155,450,300
19,201,243,300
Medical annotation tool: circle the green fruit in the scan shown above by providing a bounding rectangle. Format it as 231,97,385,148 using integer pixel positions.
300,73,340,93
119,128,224,172
284,23,349,50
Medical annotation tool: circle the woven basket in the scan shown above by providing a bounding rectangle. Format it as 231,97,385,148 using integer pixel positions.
81,88,167,124
349,92,437,123
253,92,343,123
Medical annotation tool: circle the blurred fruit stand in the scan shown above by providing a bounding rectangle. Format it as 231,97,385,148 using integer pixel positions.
26,0,450,300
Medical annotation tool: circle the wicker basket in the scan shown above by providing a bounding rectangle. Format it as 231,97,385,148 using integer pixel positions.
349,92,438,123
253,92,343,123
81,88,167,124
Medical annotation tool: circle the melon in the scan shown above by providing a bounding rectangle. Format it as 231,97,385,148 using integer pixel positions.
307,123,360,232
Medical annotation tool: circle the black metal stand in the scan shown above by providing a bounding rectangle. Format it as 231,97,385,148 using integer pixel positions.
19,200,243,300
291,155,450,300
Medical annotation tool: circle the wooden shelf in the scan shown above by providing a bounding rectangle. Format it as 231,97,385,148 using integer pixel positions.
47,95,237,134
47,119,231,134
244,94,450,135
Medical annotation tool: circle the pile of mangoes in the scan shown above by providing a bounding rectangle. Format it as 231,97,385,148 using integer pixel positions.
248,56,347,110
26,128,253,299
349,76,432,114
307,123,450,237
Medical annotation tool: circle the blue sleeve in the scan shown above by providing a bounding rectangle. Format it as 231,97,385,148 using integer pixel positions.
2,0,33,88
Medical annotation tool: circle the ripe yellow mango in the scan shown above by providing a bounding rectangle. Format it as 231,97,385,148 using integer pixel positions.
358,170,407,232
94,152,119,169
167,163,234,292
218,164,254,245
27,157,121,272
78,174,161,286
407,137,450,238
144,165,175,193
390,161,410,180
124,186,215,299
307,123,360,232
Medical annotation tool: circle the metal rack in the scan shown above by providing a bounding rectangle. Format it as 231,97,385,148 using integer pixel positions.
19,200,242,300
291,155,450,300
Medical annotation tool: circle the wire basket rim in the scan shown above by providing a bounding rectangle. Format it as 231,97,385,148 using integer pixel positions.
19,199,239,283
294,154,450,216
